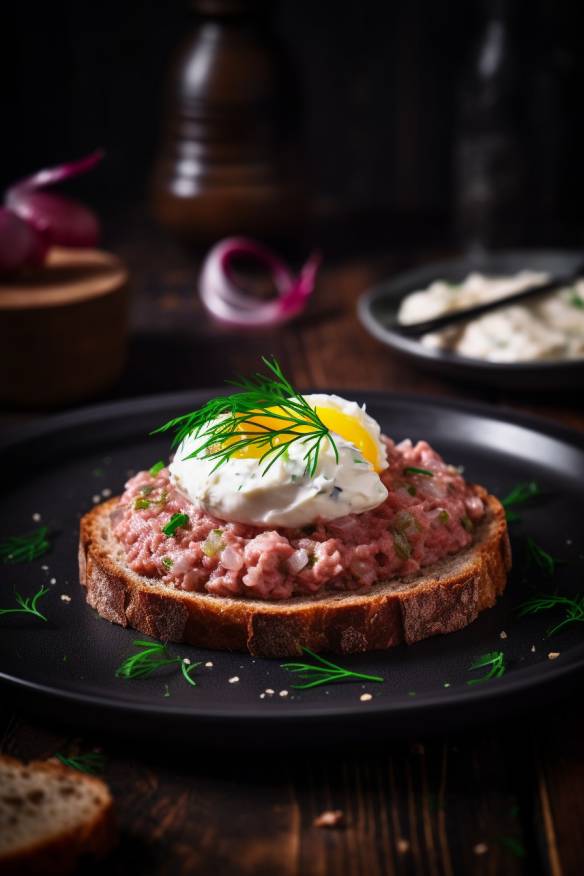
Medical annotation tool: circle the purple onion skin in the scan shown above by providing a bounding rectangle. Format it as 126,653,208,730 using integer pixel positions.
0,207,46,274
7,191,100,248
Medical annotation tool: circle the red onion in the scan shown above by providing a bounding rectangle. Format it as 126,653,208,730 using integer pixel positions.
220,545,244,571
0,208,45,274
5,150,103,249
199,236,320,328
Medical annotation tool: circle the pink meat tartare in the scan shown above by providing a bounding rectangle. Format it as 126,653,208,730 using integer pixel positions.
113,437,485,601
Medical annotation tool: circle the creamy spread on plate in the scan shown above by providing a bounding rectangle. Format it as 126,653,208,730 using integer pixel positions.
398,270,584,362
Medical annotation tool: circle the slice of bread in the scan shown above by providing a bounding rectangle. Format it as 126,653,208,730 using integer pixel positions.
0,755,114,875
79,487,511,658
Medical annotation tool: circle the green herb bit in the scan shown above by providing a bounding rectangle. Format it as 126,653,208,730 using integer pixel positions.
460,515,473,533
55,752,106,775
134,497,151,511
162,556,173,569
152,356,339,479
467,650,506,685
568,290,584,310
141,485,154,496
403,466,434,477
0,527,50,564
500,481,540,522
149,460,165,477
115,639,200,686
0,586,49,621
517,593,584,636
281,647,384,689
525,537,558,577
406,485,417,496
162,512,189,537
392,529,411,560
438,509,449,524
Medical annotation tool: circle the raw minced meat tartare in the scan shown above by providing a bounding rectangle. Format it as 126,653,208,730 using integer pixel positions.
113,437,485,601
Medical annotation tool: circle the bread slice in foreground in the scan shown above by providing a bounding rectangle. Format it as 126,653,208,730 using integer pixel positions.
0,756,114,876
79,487,511,658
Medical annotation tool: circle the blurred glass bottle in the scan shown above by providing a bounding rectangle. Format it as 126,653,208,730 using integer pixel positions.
151,0,306,246
454,0,531,253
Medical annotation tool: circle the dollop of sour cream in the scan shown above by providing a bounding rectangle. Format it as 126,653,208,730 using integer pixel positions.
169,393,388,528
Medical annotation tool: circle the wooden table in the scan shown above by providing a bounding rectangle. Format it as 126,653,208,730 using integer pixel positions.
2,218,583,875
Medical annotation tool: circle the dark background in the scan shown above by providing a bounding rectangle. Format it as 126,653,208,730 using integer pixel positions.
3,0,584,249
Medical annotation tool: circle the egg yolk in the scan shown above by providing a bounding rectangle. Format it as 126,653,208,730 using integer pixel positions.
229,405,382,471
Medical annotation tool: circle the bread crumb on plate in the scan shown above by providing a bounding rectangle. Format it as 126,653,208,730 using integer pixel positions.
314,810,344,828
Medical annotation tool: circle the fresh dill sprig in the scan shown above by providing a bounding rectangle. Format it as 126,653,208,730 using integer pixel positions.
525,537,558,577
500,481,540,523
152,357,338,478
115,640,200,686
0,527,50,564
55,752,106,775
0,586,49,621
281,647,384,689
467,650,506,685
517,593,584,636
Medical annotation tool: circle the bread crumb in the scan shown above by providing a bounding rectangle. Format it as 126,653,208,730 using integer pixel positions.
205,661,213,668
566,539,572,545
473,843,488,856
548,652,560,660
32,512,41,522
279,690,289,697
360,693,373,702
101,488,112,497
443,682,451,688
531,645,536,652
92,495,101,504
60,594,71,603
50,578,57,585
183,658,191,665
265,689,275,696
397,838,410,854
41,564,49,571
314,810,344,828
229,676,239,683
499,630,508,639
260,693,266,699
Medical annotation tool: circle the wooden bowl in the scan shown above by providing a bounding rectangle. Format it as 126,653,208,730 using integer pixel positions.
0,247,129,408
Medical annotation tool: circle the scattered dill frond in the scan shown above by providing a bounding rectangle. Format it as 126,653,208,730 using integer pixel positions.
525,537,558,577
115,640,200,686
467,651,506,685
0,586,49,621
55,752,106,775
517,593,584,636
500,481,540,523
152,357,338,478
281,647,384,689
0,527,50,564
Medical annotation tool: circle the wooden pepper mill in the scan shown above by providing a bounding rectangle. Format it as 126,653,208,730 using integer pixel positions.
151,0,306,244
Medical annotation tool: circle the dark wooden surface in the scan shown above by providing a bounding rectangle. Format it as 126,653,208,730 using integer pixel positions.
2,217,583,875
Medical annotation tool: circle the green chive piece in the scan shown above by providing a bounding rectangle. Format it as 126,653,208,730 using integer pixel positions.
162,513,189,537
149,460,165,477
134,497,151,511
403,466,434,477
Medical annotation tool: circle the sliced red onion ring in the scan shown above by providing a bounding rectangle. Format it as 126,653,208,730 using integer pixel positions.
199,237,320,328
5,150,103,249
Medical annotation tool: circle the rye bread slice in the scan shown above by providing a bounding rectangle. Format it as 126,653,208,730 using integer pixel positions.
79,487,510,658
0,755,114,876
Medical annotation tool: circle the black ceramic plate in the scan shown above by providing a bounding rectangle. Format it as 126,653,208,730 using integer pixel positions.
358,249,584,389
1,391,583,744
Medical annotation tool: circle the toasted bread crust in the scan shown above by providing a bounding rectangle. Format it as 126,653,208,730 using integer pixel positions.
79,488,510,657
0,755,115,876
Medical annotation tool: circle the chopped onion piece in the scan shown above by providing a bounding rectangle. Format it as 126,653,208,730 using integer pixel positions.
220,545,243,571
287,548,309,574
199,236,320,328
